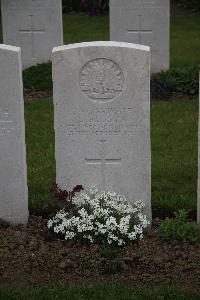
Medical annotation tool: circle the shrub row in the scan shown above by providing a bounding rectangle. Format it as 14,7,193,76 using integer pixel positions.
62,0,109,15
62,0,200,14
23,63,199,100
151,65,199,100
177,0,200,11
23,63,53,92
158,210,200,242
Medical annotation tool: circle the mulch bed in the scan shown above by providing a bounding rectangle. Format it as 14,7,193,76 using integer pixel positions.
0,216,199,290
24,89,52,100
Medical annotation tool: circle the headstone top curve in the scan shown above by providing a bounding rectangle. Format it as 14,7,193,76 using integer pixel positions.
0,44,21,53
52,41,150,53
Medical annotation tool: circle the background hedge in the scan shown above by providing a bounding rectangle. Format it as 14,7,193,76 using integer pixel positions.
151,65,199,100
62,0,200,14
177,0,200,11
23,63,199,101
62,0,109,14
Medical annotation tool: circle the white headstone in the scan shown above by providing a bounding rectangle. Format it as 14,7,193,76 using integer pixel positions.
0,44,28,225
110,0,170,73
198,71,200,224
1,0,63,69
53,41,151,220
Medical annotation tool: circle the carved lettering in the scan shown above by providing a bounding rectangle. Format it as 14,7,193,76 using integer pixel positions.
65,108,144,137
0,109,14,136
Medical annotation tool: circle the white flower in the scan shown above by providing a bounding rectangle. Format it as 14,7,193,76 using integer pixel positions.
89,186,98,195
65,231,75,240
47,219,53,228
47,186,148,246
117,239,125,246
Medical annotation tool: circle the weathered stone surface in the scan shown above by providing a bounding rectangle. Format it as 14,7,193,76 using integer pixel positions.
53,41,151,220
0,44,28,225
1,0,63,69
110,0,170,73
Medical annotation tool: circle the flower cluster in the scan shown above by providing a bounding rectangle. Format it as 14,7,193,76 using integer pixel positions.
47,187,149,246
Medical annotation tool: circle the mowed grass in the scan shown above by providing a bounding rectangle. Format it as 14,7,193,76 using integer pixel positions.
63,15,109,44
0,14,200,68
171,16,200,67
152,99,198,211
25,98,55,211
1,284,200,300
25,98,198,212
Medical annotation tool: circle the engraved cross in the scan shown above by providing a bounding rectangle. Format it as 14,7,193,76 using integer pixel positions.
127,14,152,44
19,14,45,59
85,140,121,189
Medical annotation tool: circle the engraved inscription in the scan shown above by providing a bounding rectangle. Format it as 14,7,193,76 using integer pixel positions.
80,58,124,101
0,109,14,136
85,140,121,189
65,108,144,137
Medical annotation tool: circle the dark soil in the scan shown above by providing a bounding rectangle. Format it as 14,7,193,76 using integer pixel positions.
0,216,199,290
24,89,52,100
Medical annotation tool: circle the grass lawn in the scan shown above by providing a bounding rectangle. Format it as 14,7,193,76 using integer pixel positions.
25,99,55,211
1,284,200,300
0,14,200,68
171,16,200,68
152,99,198,211
25,97,198,213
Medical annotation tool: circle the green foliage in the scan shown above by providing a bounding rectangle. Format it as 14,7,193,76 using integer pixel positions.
177,0,200,11
151,65,199,100
23,62,199,101
151,71,175,100
23,62,52,91
62,0,84,12
100,246,122,274
83,0,109,15
62,0,109,14
158,210,200,242
100,245,119,260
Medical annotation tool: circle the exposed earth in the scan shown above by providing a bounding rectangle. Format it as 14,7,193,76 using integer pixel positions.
0,216,199,291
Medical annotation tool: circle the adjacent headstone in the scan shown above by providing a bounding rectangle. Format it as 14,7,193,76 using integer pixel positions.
0,44,28,225
53,41,151,220
198,71,200,224
1,0,63,69
110,0,170,73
